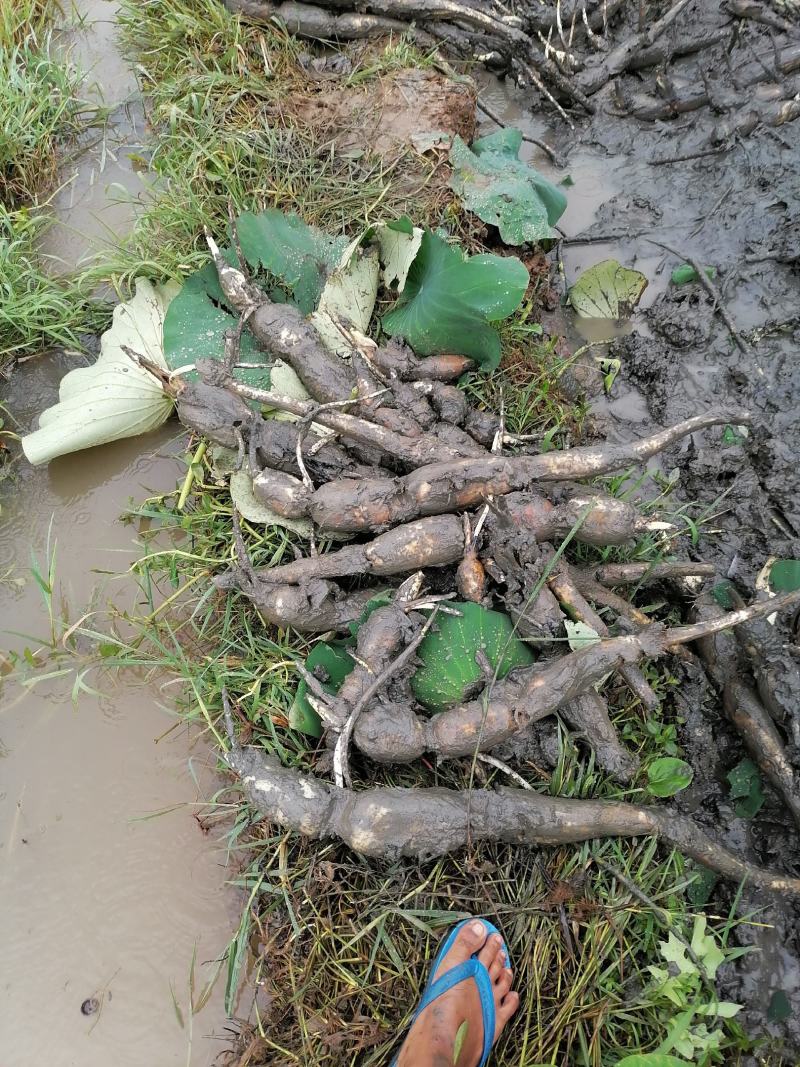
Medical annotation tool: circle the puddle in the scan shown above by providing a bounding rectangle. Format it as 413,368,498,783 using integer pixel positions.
1,5,237,1063
0,363,236,1067
39,0,150,273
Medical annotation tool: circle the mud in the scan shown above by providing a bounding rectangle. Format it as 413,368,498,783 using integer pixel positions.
285,66,476,159
477,2,800,1048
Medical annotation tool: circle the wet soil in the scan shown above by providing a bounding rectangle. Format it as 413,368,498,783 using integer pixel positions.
477,3,800,1050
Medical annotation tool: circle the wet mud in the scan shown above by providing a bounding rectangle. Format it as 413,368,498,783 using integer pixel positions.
478,3,800,1050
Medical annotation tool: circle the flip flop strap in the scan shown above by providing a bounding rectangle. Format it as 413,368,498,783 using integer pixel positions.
418,958,495,1067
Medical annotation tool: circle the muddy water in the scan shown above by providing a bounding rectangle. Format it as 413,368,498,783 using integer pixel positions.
0,380,235,1066
1,6,237,1065
40,0,148,271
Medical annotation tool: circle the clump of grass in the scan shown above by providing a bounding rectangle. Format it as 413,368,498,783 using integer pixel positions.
0,8,94,208
0,0,104,364
0,0,55,47
0,205,102,363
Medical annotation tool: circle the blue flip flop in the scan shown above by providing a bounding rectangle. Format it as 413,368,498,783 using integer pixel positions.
392,917,509,1067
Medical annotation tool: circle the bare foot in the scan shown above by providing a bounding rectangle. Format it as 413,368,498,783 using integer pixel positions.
397,920,519,1067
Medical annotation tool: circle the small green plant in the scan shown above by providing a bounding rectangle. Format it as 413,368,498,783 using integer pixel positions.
727,758,765,819
642,915,750,1063
615,1055,688,1066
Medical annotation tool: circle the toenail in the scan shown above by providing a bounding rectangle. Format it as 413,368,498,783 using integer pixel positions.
469,921,486,938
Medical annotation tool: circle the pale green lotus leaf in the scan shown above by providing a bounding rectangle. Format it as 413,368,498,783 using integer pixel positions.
269,360,311,402
564,619,600,651
569,259,648,319
230,469,312,536
22,279,178,466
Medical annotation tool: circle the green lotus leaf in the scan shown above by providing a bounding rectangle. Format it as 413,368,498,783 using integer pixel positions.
410,601,535,711
770,559,800,592
382,229,528,370
449,128,567,245
236,208,348,314
161,258,266,386
289,641,353,738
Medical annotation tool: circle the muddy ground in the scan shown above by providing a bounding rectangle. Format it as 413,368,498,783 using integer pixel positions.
472,1,800,1049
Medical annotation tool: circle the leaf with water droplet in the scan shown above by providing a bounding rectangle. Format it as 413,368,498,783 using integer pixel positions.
449,128,567,245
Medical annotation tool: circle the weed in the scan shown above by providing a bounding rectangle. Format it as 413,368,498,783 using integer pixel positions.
0,205,102,362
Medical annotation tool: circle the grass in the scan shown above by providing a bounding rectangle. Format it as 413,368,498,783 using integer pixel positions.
8,0,780,1061
0,1,95,208
0,0,104,365
0,204,103,363
88,0,445,290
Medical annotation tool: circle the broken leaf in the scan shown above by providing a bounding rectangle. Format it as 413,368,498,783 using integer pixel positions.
659,932,696,976
410,601,535,711
376,217,423,292
569,259,648,320
309,236,379,358
268,361,311,401
770,559,800,592
213,446,314,536
449,129,567,245
726,757,765,818
382,230,528,370
230,469,312,537
768,989,792,1022
671,263,717,285
646,756,693,797
564,619,600,651
21,279,177,466
290,641,353,738
164,209,351,377
686,864,718,906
